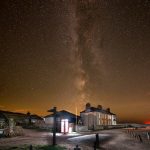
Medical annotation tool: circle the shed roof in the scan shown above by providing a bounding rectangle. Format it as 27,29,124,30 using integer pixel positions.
45,110,79,118
28,114,43,120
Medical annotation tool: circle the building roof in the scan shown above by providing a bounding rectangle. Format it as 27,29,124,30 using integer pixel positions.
29,114,43,120
45,110,79,123
45,110,79,118
0,110,43,120
80,107,116,115
0,110,26,116
0,110,27,120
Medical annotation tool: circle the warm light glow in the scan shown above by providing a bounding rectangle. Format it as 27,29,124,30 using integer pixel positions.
61,119,69,133
144,120,150,124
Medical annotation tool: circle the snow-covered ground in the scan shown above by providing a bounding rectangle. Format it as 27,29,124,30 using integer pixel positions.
0,128,149,149
99,129,150,150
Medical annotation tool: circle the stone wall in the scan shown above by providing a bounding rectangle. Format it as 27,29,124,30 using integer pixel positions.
76,125,88,132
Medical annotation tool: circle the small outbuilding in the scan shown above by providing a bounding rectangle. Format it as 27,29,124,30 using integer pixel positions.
44,110,79,133
25,114,44,125
0,112,8,128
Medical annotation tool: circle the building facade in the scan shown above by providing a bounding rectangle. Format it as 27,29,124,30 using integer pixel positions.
0,110,43,127
80,103,117,130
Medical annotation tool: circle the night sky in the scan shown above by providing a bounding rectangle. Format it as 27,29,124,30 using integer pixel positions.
0,0,150,123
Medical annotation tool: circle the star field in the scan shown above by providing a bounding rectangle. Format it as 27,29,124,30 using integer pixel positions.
0,0,150,123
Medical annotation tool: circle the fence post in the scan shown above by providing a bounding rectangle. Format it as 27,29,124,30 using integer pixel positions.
74,145,81,150
133,133,135,139
29,145,33,150
147,132,150,140
94,133,100,148
129,131,132,137
138,135,143,142
135,134,138,141
94,142,96,150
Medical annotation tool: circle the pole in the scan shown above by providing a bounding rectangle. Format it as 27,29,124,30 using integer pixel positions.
95,133,100,148
53,107,57,146
76,106,77,132
48,106,57,146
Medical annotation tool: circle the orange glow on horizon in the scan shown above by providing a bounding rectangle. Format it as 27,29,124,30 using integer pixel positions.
144,120,150,124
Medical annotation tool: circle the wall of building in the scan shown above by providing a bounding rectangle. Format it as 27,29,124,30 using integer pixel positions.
81,112,117,129
96,112,117,126
112,115,117,125
44,117,54,125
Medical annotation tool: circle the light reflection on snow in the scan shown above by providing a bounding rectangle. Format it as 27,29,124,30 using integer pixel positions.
49,132,81,137
68,134,109,142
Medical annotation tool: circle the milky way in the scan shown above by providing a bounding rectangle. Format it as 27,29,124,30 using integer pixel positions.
0,0,150,123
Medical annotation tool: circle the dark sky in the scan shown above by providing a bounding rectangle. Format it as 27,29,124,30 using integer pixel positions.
0,0,150,123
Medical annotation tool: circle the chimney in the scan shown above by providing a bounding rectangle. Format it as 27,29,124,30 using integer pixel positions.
85,103,91,110
106,108,110,113
97,105,102,110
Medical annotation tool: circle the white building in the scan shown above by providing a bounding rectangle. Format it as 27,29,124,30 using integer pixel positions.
80,103,117,130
